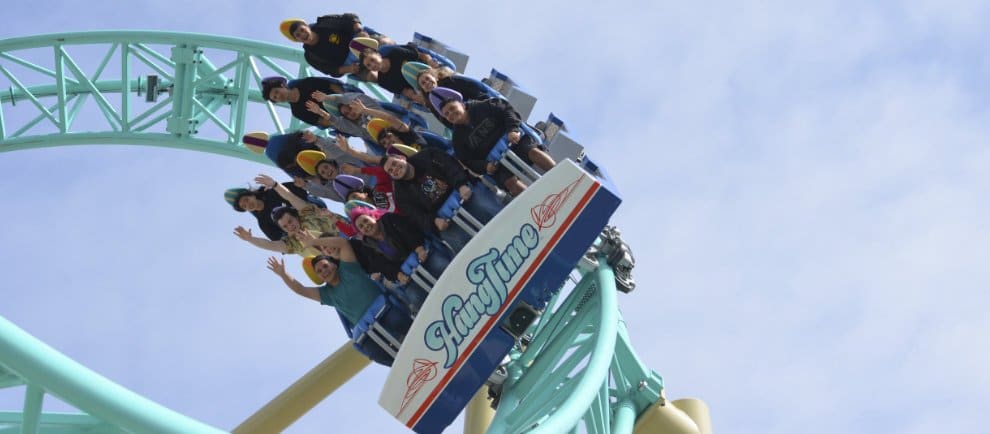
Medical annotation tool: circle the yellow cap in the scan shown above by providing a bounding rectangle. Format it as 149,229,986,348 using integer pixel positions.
279,19,306,41
302,256,324,284
296,149,327,176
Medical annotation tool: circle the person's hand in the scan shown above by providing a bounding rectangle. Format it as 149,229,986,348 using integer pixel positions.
435,217,449,231
335,134,352,152
311,90,329,102
341,163,361,175
322,244,342,258
397,272,410,285
410,91,426,105
234,226,252,241
420,53,439,68
295,230,317,247
305,100,328,118
347,97,367,114
486,162,497,174
254,174,277,189
416,246,428,262
508,130,522,144
266,256,288,277
458,185,472,202
370,272,382,281
293,176,307,188
301,130,317,143
339,64,361,76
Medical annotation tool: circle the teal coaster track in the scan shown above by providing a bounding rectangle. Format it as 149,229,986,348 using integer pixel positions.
0,31,709,433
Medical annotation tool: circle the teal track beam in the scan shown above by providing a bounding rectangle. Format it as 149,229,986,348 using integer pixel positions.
0,31,317,155
0,317,225,433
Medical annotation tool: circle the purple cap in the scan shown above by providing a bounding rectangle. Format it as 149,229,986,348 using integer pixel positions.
332,174,365,200
428,87,463,114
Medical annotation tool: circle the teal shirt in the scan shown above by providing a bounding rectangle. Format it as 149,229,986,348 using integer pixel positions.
318,261,382,325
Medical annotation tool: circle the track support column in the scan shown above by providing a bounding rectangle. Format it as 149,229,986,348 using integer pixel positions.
464,386,495,434
232,343,370,434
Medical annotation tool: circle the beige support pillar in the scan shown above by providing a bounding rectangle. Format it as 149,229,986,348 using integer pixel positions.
232,343,371,434
464,385,495,434
633,394,712,434
672,398,712,434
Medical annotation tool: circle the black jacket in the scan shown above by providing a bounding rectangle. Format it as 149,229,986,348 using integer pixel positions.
450,98,522,174
427,75,501,129
272,132,319,179
303,14,361,77
288,77,353,127
252,183,314,240
393,148,470,233
358,213,425,280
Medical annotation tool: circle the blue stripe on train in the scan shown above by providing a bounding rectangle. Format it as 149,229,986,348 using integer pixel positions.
412,186,621,434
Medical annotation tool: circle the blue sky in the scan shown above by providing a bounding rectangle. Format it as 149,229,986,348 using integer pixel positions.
1,1,989,433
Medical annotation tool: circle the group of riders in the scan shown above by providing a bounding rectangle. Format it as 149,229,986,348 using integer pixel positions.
226,13,556,366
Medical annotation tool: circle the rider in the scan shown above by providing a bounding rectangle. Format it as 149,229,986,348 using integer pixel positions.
233,174,352,255
402,61,500,129
265,237,412,366
429,87,555,195
381,147,471,236
261,76,361,128
353,39,450,105
348,205,428,281
302,93,427,154
278,13,392,77
242,130,319,179
224,182,325,241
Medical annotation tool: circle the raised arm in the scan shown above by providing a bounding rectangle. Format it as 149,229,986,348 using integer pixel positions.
255,174,311,210
416,49,440,68
234,226,290,253
306,235,358,263
334,134,383,165
266,256,321,302
304,100,335,129
349,98,410,132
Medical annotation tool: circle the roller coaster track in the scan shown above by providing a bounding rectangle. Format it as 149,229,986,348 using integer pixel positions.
0,31,709,434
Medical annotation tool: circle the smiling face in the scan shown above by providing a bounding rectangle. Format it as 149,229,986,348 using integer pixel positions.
361,50,383,72
383,156,409,180
237,195,264,212
339,103,360,121
355,214,380,237
277,213,301,234
313,258,339,281
417,72,438,93
441,100,468,124
316,160,338,181
291,24,312,43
